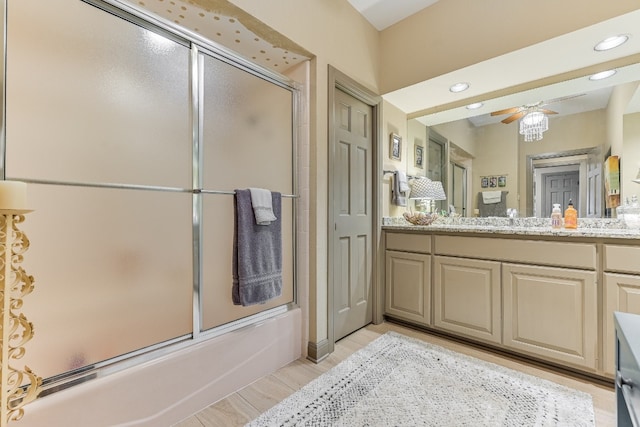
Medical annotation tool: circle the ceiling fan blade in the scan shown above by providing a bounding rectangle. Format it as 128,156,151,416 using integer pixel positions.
491,107,521,116
502,111,526,124
539,109,558,115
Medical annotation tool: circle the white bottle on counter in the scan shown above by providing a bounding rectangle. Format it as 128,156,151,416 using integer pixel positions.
551,203,562,229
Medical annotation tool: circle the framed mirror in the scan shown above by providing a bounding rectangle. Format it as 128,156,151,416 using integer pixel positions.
407,62,640,218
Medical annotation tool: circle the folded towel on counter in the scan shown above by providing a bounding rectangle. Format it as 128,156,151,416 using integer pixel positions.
232,189,282,306
482,190,502,204
249,187,277,225
391,171,408,206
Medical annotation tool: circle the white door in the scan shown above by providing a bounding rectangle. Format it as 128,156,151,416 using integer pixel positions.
586,148,603,217
451,162,467,216
332,88,373,341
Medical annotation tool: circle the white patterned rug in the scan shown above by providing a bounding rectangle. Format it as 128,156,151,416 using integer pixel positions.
247,331,595,427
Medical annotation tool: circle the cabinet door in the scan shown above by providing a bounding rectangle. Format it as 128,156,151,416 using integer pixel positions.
604,273,640,376
385,250,430,326
503,263,597,370
433,256,501,344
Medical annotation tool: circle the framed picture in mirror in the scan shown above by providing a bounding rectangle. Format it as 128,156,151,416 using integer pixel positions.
415,144,424,168
389,133,401,161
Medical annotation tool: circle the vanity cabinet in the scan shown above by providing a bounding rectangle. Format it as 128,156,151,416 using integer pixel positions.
502,263,598,370
383,231,607,375
433,256,501,344
603,245,640,376
384,233,431,326
433,235,598,370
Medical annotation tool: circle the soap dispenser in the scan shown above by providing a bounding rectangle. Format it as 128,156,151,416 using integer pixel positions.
564,199,577,229
551,203,562,229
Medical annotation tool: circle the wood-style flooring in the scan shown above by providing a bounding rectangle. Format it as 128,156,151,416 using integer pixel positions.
174,321,616,426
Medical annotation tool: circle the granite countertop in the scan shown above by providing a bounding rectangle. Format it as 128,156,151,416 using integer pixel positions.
382,216,640,240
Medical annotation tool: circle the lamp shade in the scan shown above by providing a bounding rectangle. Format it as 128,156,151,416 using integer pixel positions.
426,180,447,201
409,178,447,200
409,178,432,199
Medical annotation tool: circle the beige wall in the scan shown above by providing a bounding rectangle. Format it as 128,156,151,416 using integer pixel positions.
382,100,410,217
432,118,477,158
406,117,428,180
227,0,380,347
473,123,519,212
608,82,640,155
379,0,640,93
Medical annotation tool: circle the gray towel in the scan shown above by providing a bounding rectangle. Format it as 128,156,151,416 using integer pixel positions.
478,191,508,217
232,189,282,306
391,171,407,206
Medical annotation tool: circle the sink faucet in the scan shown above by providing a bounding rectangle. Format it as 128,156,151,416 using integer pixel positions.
507,208,518,225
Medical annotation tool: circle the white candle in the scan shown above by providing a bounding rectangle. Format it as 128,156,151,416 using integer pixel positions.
0,181,28,210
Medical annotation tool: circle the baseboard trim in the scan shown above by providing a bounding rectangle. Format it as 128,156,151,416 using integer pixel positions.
307,339,330,363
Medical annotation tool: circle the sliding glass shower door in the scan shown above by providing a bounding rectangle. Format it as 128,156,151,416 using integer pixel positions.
199,51,295,331
2,0,298,392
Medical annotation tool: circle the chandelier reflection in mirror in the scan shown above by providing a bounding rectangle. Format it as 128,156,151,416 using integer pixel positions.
519,110,549,142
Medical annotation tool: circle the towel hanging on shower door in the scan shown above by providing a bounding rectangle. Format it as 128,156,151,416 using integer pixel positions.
232,189,282,306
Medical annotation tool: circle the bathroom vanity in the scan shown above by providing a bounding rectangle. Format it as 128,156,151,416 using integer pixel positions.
383,218,640,379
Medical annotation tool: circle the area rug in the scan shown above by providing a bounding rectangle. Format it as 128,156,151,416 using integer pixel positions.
247,331,595,426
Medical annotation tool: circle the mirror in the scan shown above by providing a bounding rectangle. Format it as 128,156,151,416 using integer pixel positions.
407,61,640,218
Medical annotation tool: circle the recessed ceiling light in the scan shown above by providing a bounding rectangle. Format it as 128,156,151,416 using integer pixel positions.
589,69,617,81
466,102,483,110
594,35,629,51
449,82,469,93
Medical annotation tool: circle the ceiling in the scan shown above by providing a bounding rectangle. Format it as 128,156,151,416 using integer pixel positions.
346,0,440,31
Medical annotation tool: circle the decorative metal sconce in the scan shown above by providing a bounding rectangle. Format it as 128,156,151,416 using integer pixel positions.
0,181,41,426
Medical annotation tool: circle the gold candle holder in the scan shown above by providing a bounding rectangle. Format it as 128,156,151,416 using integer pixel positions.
0,205,41,425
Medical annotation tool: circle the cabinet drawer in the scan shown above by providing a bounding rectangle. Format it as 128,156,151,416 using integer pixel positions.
435,235,596,270
605,245,640,274
386,232,431,254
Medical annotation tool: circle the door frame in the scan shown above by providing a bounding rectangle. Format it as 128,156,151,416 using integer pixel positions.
525,147,599,217
537,165,580,217
450,160,468,216
327,66,381,356
427,129,449,213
